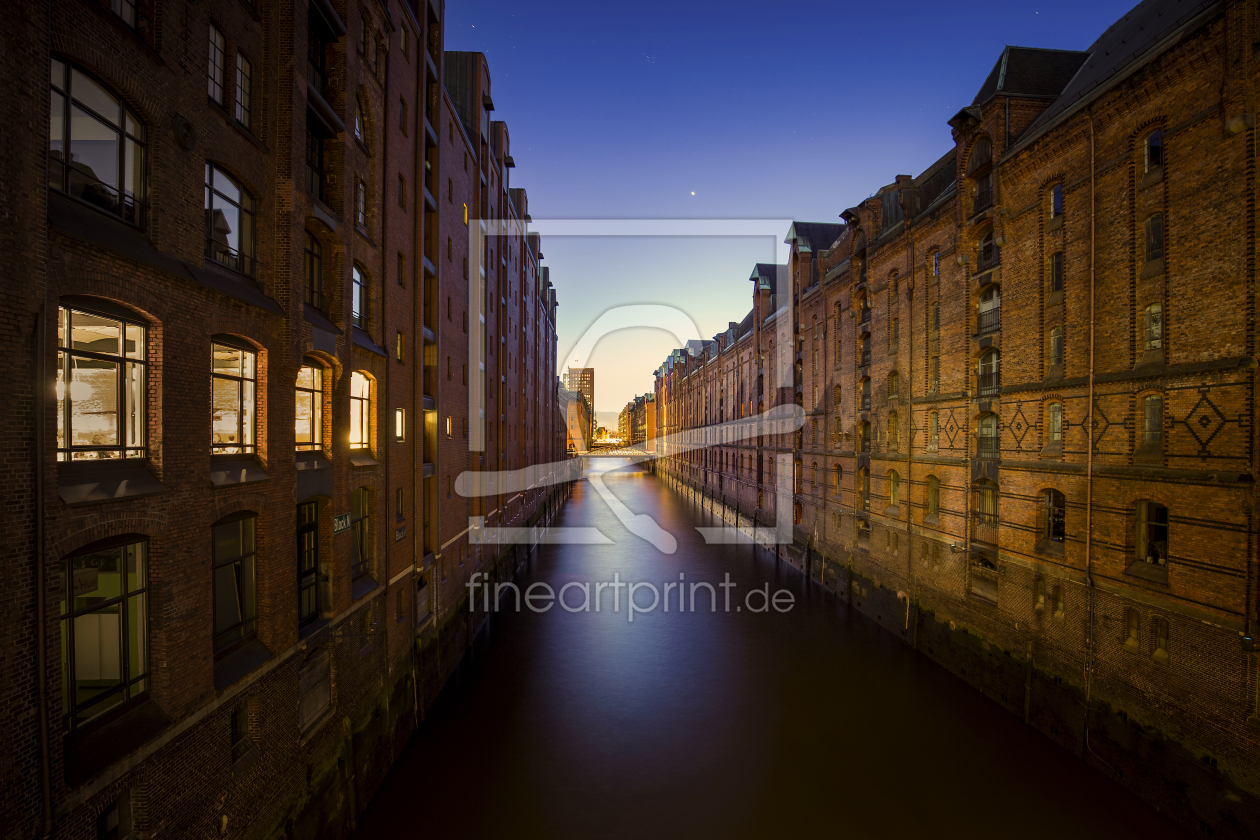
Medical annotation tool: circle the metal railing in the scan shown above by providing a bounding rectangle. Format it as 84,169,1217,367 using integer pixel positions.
974,186,993,213
972,512,998,545
977,372,1000,397
976,436,999,459
207,237,256,277
976,242,1001,272
977,306,1000,334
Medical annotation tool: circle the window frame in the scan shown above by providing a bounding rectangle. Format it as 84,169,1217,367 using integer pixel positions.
1043,489,1066,543
303,230,324,310
1135,500,1169,566
295,361,324,452
234,52,252,129
350,371,372,451
210,340,257,455
212,513,259,656
208,24,226,105
1143,394,1163,445
352,265,368,328
1144,303,1163,351
205,164,257,276
1145,213,1165,264
927,475,940,517
297,501,320,626
1144,129,1163,173
56,303,147,461
350,488,371,581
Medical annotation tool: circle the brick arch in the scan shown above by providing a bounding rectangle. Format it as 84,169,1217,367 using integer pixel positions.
963,133,993,175
205,160,262,212
211,494,268,525
48,42,162,137
55,277,167,328
1128,115,1167,149
50,515,169,560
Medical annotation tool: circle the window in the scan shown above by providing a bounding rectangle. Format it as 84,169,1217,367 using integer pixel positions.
1143,394,1163,445
352,266,368,328
978,286,1000,334
888,413,899,450
1050,327,1064,367
303,230,323,309
969,136,993,211
927,475,940,517
351,488,371,581
929,411,939,447
1048,402,1063,442
833,384,841,406
297,502,319,626
977,412,999,459
211,342,256,454
1145,213,1164,263
395,408,405,441
208,25,225,104
396,331,404,362
56,304,146,461
977,228,1000,272
833,464,841,495
1044,490,1066,543
1145,129,1163,172
1144,303,1163,351
111,0,137,27
933,251,940,276
213,514,257,655
931,303,939,334
858,467,870,511
235,53,252,128
1051,184,1063,217
398,252,406,286
295,363,323,451
399,98,407,131
400,25,409,57
49,58,147,225
889,371,899,398
859,421,871,454
860,377,871,411
356,178,367,228
978,350,1000,396
931,356,940,391
305,121,325,200
205,165,256,276
1136,501,1169,565
398,174,406,209
1050,252,1064,293
350,372,371,450
1153,617,1168,660
887,471,900,508
60,537,148,731
307,15,328,96
354,101,365,144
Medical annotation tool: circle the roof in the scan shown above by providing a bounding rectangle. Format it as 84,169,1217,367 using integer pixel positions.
784,222,845,253
749,263,788,293
971,47,1089,106
1022,0,1221,136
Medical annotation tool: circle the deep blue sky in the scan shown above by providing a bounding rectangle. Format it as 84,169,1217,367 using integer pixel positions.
445,0,1136,420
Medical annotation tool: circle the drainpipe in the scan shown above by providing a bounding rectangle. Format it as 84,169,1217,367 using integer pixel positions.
410,13,424,711
1082,107,1099,760
381,38,392,677
36,0,54,833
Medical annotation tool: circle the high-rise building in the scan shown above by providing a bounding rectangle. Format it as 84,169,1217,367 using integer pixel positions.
565,366,595,413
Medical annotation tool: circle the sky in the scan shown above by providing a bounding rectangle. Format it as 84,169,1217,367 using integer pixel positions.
444,0,1138,420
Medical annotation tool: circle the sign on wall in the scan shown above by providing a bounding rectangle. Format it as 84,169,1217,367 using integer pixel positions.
332,513,351,533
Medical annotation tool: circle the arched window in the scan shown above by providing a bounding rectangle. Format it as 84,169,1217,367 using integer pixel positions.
858,467,870,511
1049,327,1064,367
927,475,940,517
1144,129,1163,173
933,251,941,277
213,513,258,655
1048,402,1063,443
1136,501,1168,566
1144,304,1163,351
295,361,324,451
833,464,842,496
978,286,1001,334
351,487,372,581
928,411,939,447
977,228,1000,272
888,412,899,451
977,412,999,459
860,377,871,410
859,332,871,367
888,371,899,398
887,470,900,508
859,420,871,454
56,301,147,461
205,165,257,276
1043,490,1066,543
793,502,803,525
352,375,370,453
1145,213,1164,263
978,350,1000,396
352,265,369,328
61,536,149,731
304,230,323,309
1143,394,1163,445
968,136,993,211
49,58,147,225
354,99,367,144
1051,183,1063,218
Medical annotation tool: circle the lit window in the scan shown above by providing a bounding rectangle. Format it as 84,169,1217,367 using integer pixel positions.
211,341,256,454
213,514,257,654
60,538,148,731
208,25,225,104
235,53,252,128
1048,402,1063,442
49,58,147,225
295,363,323,451
56,304,146,461
350,372,371,450
395,408,405,441
205,165,257,276
1144,303,1163,351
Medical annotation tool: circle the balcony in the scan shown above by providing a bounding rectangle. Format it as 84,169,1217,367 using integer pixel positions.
206,237,255,278
972,512,998,546
974,186,993,214
969,559,998,602
977,306,1000,334
976,436,999,460
976,242,1000,273
977,372,1000,397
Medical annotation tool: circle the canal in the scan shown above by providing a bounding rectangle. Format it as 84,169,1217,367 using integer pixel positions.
355,457,1188,839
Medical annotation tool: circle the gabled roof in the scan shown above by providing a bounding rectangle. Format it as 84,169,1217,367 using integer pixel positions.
784,221,845,253
972,46,1089,107
1022,0,1221,137
749,263,787,293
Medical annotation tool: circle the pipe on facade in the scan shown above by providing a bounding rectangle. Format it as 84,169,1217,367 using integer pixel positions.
381,35,392,677
1082,106,1100,761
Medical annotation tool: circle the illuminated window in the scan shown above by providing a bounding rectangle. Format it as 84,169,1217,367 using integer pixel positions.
350,372,371,449
56,304,146,461
395,408,405,441
1144,304,1163,351
295,362,323,451
211,341,256,454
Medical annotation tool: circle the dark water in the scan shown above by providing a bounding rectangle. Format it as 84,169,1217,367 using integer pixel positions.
356,458,1188,839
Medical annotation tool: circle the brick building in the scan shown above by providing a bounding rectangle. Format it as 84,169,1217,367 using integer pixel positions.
653,0,1260,835
0,1,565,838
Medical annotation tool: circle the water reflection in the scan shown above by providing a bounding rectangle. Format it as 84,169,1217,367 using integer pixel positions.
357,458,1188,840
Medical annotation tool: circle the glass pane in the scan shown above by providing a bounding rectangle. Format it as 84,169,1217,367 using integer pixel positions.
71,310,120,355
296,365,315,390
213,562,243,636
242,380,255,446
125,541,145,591
50,90,66,187
56,353,67,454
212,376,241,448
240,552,256,622
242,516,255,555
124,323,144,359
350,397,364,447
213,167,241,204
212,192,241,256
127,593,146,681
239,207,254,266
125,109,141,140
125,361,144,450
70,356,119,449
352,371,368,399
295,389,315,445
71,68,119,125
71,547,121,608
51,58,66,90
69,105,120,209
213,519,241,564
241,350,255,381
124,137,144,201
212,343,242,376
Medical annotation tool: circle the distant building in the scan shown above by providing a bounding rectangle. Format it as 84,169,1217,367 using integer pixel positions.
565,367,595,415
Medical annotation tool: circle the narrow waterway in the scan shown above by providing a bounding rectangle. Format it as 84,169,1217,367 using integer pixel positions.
356,458,1188,839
